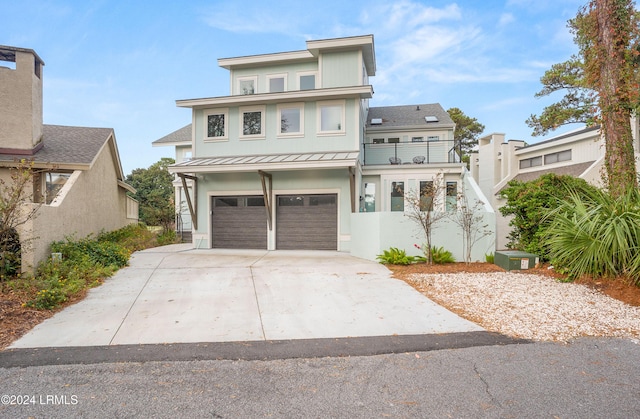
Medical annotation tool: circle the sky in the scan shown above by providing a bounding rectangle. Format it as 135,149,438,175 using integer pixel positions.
1,0,596,175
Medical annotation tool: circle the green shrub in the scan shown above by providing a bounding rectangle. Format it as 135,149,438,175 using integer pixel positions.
499,174,598,261
431,246,455,264
376,247,421,265
97,223,157,252
546,188,640,285
485,253,495,264
51,237,130,269
0,228,21,281
156,229,178,246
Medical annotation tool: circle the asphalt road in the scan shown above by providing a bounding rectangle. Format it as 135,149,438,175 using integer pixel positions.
1,337,639,418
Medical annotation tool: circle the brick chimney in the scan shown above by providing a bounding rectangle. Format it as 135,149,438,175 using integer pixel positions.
0,46,45,155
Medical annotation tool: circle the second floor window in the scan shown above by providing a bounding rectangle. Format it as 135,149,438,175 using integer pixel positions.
278,104,303,136
240,106,265,138
207,113,225,138
318,101,345,134
206,109,228,140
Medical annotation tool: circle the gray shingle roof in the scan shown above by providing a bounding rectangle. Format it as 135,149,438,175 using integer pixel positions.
152,124,192,145
497,161,596,194
0,124,113,167
366,104,454,129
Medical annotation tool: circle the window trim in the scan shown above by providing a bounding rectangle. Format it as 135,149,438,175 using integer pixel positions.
204,108,229,142
267,73,287,93
297,71,317,90
317,100,346,135
277,103,304,137
544,149,572,165
239,105,266,140
237,76,257,95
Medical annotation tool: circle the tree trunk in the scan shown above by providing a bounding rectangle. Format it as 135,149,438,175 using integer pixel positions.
595,0,637,196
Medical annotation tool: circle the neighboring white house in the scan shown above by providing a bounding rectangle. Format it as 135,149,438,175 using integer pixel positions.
153,35,495,262
0,45,138,272
471,117,640,250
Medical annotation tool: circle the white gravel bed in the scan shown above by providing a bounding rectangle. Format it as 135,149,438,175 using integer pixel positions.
410,272,640,342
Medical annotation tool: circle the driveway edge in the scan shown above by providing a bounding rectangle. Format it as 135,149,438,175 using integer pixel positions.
0,331,531,368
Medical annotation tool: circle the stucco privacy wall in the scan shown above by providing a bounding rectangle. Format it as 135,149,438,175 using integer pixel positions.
350,173,496,262
20,139,136,270
192,168,353,250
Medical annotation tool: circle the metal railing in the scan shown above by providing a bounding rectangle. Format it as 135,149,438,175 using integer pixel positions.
362,140,461,165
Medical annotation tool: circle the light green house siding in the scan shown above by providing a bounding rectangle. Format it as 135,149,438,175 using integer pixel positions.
320,51,361,88
194,99,361,157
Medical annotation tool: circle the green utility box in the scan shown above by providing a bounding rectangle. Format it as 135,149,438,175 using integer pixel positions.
494,251,539,271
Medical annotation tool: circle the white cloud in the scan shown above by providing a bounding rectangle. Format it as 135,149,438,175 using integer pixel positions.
498,12,515,27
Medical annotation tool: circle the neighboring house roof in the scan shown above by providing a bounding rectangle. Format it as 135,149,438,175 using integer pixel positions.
152,124,191,146
169,151,359,174
497,161,596,193
0,124,135,193
366,104,455,130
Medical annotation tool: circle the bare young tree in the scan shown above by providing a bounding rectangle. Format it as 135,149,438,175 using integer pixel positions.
0,159,39,279
404,172,448,264
449,187,492,263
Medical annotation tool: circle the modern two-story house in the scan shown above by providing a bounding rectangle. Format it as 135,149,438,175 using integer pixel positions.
157,35,495,261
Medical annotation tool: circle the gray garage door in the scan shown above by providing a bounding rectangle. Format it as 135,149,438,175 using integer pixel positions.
276,194,337,250
211,196,267,249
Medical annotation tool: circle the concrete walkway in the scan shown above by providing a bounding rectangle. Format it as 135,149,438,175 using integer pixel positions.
9,245,483,348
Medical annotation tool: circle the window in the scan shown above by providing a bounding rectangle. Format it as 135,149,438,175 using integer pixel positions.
446,181,457,211
419,181,434,211
206,110,228,140
237,76,257,95
299,73,316,90
318,101,345,134
544,149,572,164
412,137,424,142
519,156,543,169
390,181,404,212
372,138,384,144
44,172,71,204
363,182,375,212
427,135,439,141
268,74,286,93
310,195,336,206
278,103,304,136
240,106,265,138
387,138,400,143
278,196,304,206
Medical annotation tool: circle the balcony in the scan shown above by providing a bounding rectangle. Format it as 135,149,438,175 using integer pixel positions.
361,140,461,166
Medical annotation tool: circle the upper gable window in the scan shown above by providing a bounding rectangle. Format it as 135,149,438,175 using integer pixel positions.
267,74,287,93
205,109,228,141
278,103,304,137
544,149,572,164
318,101,345,134
240,106,265,139
298,72,317,90
237,76,257,95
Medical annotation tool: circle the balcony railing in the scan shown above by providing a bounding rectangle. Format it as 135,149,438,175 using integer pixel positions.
361,140,461,166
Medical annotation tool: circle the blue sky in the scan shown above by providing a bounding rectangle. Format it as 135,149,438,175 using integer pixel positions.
2,0,591,175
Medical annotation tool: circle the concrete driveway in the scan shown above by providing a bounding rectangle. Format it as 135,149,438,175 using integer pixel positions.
9,245,483,348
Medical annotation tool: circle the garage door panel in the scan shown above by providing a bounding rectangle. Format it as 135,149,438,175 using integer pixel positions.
212,196,267,249
276,194,337,250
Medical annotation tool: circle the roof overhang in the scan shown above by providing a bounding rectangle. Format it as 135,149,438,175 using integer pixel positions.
176,86,373,109
168,151,359,174
218,50,314,70
307,35,376,76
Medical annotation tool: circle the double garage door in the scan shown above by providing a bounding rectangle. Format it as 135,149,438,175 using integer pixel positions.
211,194,337,250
